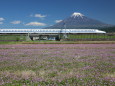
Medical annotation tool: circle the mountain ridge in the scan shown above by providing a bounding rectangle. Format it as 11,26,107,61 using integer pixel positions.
45,12,114,29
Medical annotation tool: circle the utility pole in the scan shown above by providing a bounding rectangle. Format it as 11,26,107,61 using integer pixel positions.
63,23,67,39
26,32,31,41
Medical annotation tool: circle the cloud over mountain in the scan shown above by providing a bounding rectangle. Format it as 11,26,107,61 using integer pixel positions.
55,20,62,23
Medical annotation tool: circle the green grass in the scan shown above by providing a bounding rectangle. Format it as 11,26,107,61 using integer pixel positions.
0,40,115,44
0,34,115,41
0,34,115,44
0,35,26,41
68,34,115,39
0,41,22,44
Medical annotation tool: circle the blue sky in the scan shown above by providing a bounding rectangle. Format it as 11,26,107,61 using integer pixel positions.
0,0,115,28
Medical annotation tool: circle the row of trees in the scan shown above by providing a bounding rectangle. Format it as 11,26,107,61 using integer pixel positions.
100,26,115,33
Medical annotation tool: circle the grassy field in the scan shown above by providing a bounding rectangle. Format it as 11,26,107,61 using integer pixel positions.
0,35,26,41
0,44,115,85
68,34,115,39
0,34,115,42
0,40,115,45
0,34,115,45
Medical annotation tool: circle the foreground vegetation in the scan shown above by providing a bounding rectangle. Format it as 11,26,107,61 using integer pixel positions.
0,34,115,42
0,44,115,85
0,34,26,41
100,26,115,33
0,40,115,45
68,34,115,39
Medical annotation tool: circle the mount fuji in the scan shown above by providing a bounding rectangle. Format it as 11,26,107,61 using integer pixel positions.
45,12,113,29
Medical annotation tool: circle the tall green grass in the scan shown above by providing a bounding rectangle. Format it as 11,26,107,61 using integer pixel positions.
0,35,26,41
68,34,115,39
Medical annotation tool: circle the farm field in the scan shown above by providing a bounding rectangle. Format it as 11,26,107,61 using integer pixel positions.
0,35,26,41
0,34,115,42
68,34,115,39
0,44,115,86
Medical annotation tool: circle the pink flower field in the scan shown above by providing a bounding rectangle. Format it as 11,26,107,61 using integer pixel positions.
0,44,115,85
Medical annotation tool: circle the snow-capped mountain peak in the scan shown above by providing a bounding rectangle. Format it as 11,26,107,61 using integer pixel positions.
45,12,112,29
71,12,84,18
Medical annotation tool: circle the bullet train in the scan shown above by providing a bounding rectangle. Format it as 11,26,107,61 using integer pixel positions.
0,29,106,34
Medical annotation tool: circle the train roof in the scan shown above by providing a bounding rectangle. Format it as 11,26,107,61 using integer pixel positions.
0,29,106,33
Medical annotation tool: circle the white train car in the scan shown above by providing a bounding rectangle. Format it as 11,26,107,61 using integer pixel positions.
0,29,106,34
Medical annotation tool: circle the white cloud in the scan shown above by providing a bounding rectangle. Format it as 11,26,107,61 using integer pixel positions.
55,20,62,23
25,22,46,26
0,18,5,21
0,22,3,24
11,21,21,24
34,14,46,18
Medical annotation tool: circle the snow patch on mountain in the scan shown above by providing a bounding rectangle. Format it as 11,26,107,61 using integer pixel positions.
71,12,84,18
